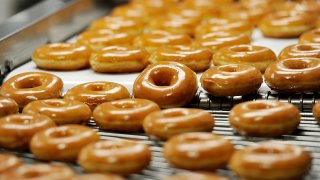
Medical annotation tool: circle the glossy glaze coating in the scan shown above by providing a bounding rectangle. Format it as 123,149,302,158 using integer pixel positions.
312,101,320,123
201,64,262,96
264,58,320,92
0,114,56,149
78,140,151,175
0,72,63,109
64,81,130,110
184,0,233,10
229,100,301,137
76,30,134,51
90,45,149,73
133,62,198,108
0,154,22,173
165,172,229,180
0,96,18,117
111,3,160,22
30,125,100,162
299,29,320,44
73,173,125,180
23,99,91,125
130,0,176,14
213,45,277,72
163,132,234,170
93,98,160,132
0,163,76,180
229,141,312,180
279,44,320,60
148,45,213,71
280,1,320,15
240,0,285,9
194,31,251,53
168,5,219,20
143,108,214,140
32,43,91,70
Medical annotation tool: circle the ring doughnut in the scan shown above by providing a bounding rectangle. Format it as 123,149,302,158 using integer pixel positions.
73,173,125,180
23,99,91,125
78,140,151,175
229,100,301,137
229,141,312,180
184,0,233,10
30,125,100,162
111,4,158,22
279,44,320,60
200,64,262,96
148,45,213,72
299,29,320,44
76,30,135,52
264,58,320,92
0,163,76,180
32,43,91,70
165,172,229,180
163,132,234,170
312,101,320,123
0,96,18,117
93,98,160,132
212,44,277,72
133,62,198,108
90,45,149,73
240,0,285,9
64,81,130,110
280,1,320,15
0,154,23,173
168,5,220,21
143,108,214,140
0,72,63,109
0,113,56,149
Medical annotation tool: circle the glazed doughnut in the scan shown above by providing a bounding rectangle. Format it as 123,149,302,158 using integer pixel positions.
229,100,301,137
23,99,91,125
163,132,234,170
279,1,320,15
0,113,56,149
194,31,251,53
64,81,130,110
30,125,100,162
133,62,198,108
73,173,125,180
213,44,277,72
264,58,320,92
240,0,285,9
143,108,214,140
76,30,135,52
184,0,233,10
0,96,18,117
133,33,192,53
0,154,23,173
88,16,144,35
312,101,320,123
78,140,151,175
200,64,262,97
165,172,229,180
148,45,213,72
130,0,176,14
93,98,160,132
32,43,91,70
111,4,158,22
299,29,320,44
229,141,312,180
89,45,149,73
0,163,76,180
258,10,316,38
0,72,63,109
168,5,220,20
279,44,320,60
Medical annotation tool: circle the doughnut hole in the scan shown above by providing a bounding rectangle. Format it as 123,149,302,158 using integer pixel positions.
283,59,309,69
218,65,239,72
45,101,66,107
162,110,188,118
313,29,320,35
297,44,315,51
8,116,35,124
112,101,140,109
95,142,125,150
251,147,285,154
149,68,178,87
22,171,45,178
230,45,253,52
246,102,274,110
87,83,105,91
17,77,42,89
49,129,74,138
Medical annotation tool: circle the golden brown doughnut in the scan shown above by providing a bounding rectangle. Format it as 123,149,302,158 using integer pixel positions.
0,72,63,109
0,114,56,149
0,163,76,180
0,96,18,117
64,82,130,110
130,0,176,14
184,0,233,10
89,45,149,73
312,101,320,123
72,173,125,180
93,98,160,132
32,43,91,70
213,44,277,72
168,5,220,20
143,108,214,140
264,58,320,92
148,45,213,72
78,140,151,175
133,62,198,108
299,29,320,44
30,125,100,162
165,172,229,180
163,132,234,170
240,0,285,9
111,4,159,22
76,30,135,52
23,99,91,125
229,141,312,180
279,1,320,15
229,100,301,137
200,64,262,96
279,44,320,60
0,154,23,173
